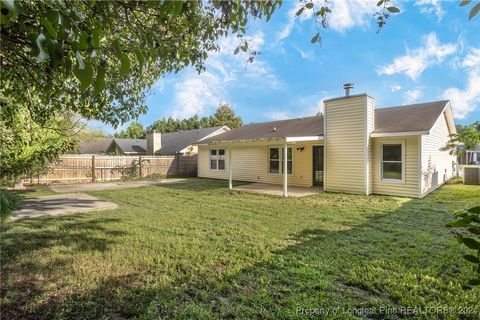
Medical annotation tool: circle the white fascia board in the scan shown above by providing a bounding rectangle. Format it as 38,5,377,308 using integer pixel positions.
370,131,429,138
285,136,323,142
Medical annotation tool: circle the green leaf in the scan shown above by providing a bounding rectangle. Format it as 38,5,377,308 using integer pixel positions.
305,2,314,9
296,7,304,16
91,27,100,49
448,217,472,227
377,0,385,6
41,17,57,39
386,6,400,13
94,65,106,95
78,31,89,50
0,0,20,25
233,47,239,55
460,0,472,7
134,49,144,67
468,278,480,286
467,206,480,214
75,50,85,70
461,237,480,250
311,32,320,44
35,32,50,62
119,53,130,76
73,62,93,91
463,254,479,264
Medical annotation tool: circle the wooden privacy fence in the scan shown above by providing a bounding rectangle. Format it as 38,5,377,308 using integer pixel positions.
31,154,197,183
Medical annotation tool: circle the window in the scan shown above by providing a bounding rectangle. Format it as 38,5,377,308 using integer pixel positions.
210,149,225,170
381,143,403,181
269,147,292,174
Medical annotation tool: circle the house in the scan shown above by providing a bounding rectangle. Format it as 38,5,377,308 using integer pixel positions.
76,126,229,156
195,85,457,198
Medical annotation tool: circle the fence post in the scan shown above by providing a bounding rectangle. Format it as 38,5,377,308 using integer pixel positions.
91,155,96,182
139,156,143,177
176,156,180,177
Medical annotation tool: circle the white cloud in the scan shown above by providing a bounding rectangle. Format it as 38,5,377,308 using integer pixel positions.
461,48,480,69
441,48,480,119
329,0,378,32
404,88,423,104
391,84,402,92
170,71,223,119
267,110,292,121
377,32,457,80
169,31,281,119
415,0,445,21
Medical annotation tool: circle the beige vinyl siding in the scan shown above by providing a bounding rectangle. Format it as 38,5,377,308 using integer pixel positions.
325,95,369,194
372,136,420,198
366,96,375,194
198,141,321,187
421,111,456,196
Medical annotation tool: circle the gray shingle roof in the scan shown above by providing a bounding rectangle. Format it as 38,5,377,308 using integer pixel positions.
373,100,448,134
199,116,323,143
198,100,449,143
158,126,225,154
77,138,113,154
113,138,147,154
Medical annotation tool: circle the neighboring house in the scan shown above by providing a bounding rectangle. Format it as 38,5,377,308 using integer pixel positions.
77,137,114,155
195,86,457,198
76,126,229,156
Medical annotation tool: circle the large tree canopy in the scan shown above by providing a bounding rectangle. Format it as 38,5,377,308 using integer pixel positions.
1,0,282,128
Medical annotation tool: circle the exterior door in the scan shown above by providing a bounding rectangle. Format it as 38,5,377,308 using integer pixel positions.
312,146,324,186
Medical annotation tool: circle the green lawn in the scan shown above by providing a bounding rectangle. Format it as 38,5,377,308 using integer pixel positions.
1,179,479,319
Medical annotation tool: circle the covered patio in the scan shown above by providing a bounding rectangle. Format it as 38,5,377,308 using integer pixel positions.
234,183,323,197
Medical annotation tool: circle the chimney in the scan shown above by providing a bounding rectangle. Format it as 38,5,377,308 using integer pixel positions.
147,131,161,155
343,83,354,96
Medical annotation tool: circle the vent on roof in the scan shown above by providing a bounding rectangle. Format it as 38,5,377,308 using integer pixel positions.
344,83,354,96
273,127,277,132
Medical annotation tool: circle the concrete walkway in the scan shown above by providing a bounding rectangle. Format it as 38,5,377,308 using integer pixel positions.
49,179,185,193
235,183,322,197
10,193,117,221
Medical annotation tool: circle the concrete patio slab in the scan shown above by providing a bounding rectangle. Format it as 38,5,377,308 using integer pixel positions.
10,193,117,221
49,179,185,193
235,183,322,197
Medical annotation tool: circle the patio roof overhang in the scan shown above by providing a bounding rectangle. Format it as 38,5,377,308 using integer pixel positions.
195,135,323,146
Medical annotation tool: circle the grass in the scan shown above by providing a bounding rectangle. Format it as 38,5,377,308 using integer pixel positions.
1,178,479,319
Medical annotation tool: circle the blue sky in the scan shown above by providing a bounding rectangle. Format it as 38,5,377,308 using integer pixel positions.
92,0,480,134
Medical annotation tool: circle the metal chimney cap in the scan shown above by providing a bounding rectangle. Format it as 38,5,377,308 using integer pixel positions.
343,83,354,89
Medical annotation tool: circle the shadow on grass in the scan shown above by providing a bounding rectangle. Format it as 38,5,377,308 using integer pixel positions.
2,187,479,319
0,214,127,320
154,177,249,193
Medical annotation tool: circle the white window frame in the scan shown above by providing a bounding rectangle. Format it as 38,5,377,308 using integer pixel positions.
380,141,405,183
209,148,225,171
268,146,293,176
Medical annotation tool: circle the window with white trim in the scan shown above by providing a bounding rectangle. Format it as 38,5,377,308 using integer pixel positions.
210,149,225,170
381,143,403,181
269,147,292,174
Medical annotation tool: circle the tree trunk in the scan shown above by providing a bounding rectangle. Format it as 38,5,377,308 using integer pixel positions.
13,180,26,190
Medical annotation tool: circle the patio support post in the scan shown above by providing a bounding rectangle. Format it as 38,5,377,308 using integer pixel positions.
283,143,288,197
228,146,233,190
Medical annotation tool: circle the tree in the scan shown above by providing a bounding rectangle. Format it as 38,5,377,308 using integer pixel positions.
114,121,146,139
209,103,243,128
445,126,480,164
0,1,283,129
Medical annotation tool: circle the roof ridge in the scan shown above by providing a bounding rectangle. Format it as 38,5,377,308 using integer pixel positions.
378,100,449,110
243,115,323,127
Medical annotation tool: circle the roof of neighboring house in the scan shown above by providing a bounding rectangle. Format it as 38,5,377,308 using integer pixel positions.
199,116,323,144
158,126,226,154
373,100,449,134
198,100,450,144
77,138,113,154
113,138,147,154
